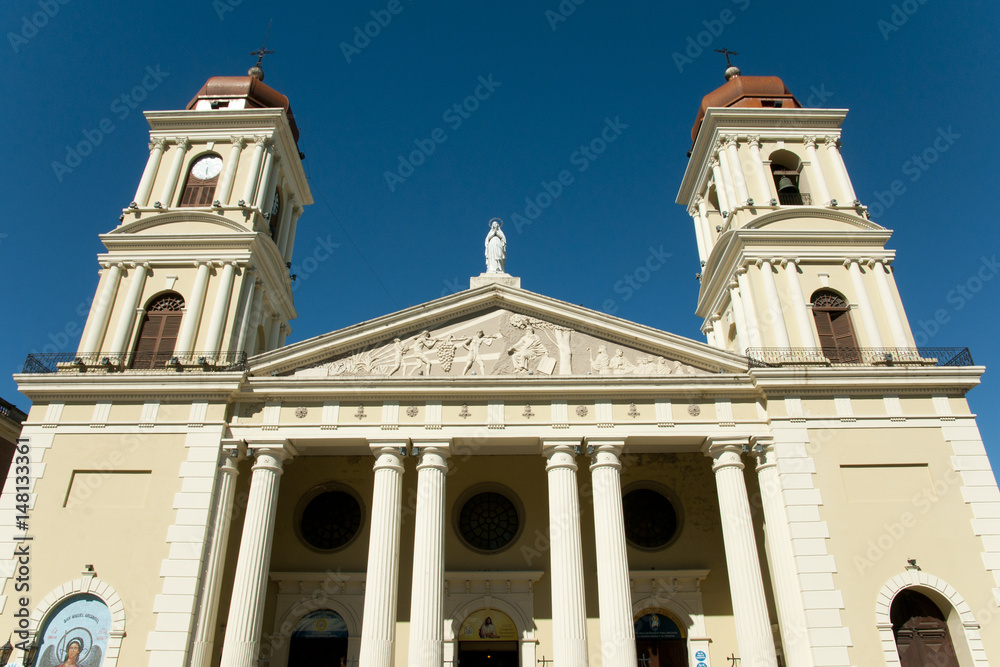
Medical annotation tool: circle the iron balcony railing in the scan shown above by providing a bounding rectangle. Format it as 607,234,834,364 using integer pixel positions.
22,351,249,374
747,347,974,369
0,396,27,423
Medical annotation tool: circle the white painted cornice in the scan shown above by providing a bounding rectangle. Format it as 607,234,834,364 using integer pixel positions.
749,366,984,396
14,371,245,401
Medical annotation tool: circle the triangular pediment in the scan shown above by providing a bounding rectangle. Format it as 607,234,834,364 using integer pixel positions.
251,284,747,378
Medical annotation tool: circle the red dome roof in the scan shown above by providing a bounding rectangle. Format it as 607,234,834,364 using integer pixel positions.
691,75,800,143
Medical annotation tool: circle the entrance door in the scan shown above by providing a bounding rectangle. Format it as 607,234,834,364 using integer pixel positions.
892,590,959,667
637,639,687,667
457,640,519,666
287,636,348,666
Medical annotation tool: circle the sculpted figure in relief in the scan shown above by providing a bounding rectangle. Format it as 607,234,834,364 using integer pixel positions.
589,345,611,375
508,326,547,372
610,348,636,375
387,337,410,376
461,330,499,375
485,219,506,273
411,330,438,375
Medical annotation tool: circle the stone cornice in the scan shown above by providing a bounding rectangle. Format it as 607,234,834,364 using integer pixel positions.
14,371,245,401
748,365,984,395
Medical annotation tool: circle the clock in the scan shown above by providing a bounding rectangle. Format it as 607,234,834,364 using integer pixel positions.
270,191,281,219
190,155,223,180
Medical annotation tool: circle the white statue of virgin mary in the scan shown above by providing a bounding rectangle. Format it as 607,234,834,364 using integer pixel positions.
485,218,506,273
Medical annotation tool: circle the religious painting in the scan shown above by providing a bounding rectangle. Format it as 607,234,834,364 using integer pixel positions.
36,594,110,667
459,609,518,641
634,609,685,640
292,609,349,639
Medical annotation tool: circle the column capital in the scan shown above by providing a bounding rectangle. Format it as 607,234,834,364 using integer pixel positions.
254,136,274,149
802,136,818,150
843,258,860,268
823,134,841,148
586,438,624,471
220,437,244,463
149,137,168,151
175,137,192,151
728,279,740,291
723,134,738,149
708,157,719,169
735,265,748,276
370,440,407,471
230,135,248,149
750,436,776,470
246,440,294,463
542,438,582,471
693,193,704,207
704,436,748,472
412,439,451,472
746,134,761,148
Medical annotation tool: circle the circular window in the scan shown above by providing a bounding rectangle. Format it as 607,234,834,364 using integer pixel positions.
623,487,679,550
458,490,520,552
298,489,362,551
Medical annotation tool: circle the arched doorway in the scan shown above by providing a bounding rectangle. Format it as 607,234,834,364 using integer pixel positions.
288,609,349,666
891,589,959,667
634,609,687,667
456,609,519,666
34,593,112,667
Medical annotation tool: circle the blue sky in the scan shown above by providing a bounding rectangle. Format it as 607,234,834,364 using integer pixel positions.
2,0,999,469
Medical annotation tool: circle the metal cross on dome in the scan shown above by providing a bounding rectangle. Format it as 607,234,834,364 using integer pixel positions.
250,19,275,68
714,47,739,67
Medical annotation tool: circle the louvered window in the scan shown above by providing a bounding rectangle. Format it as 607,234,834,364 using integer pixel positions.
811,291,858,362
131,293,185,369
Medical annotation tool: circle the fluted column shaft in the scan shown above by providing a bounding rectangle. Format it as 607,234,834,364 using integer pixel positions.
543,440,590,667
108,263,150,356
360,444,406,667
872,261,910,347
696,197,713,258
758,260,791,348
690,207,708,264
159,138,191,207
282,207,303,264
725,137,750,204
267,314,282,351
134,138,167,206
711,160,730,214
275,193,296,257
219,445,289,667
803,138,832,206
241,138,268,206
236,278,262,356
753,440,814,667
255,145,277,210
747,136,772,203
176,262,212,355
707,439,778,667
190,450,241,667
729,282,750,355
407,442,450,667
217,137,246,205
81,263,123,355
716,147,739,213
846,259,884,347
736,268,763,348
782,259,815,347
204,262,237,354
824,135,856,202
589,441,636,667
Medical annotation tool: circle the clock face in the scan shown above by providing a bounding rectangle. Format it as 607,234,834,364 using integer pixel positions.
271,192,281,218
190,155,223,180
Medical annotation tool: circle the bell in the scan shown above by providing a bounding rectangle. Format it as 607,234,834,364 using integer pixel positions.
777,176,797,192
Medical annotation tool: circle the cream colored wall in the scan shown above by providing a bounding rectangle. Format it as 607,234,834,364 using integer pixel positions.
0,431,189,666
810,426,1000,661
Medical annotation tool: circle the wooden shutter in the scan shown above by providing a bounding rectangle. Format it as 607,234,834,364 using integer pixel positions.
830,310,858,361
131,294,184,368
180,178,217,207
813,310,836,351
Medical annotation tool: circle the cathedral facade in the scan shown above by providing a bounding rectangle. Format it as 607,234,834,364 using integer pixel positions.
2,65,999,667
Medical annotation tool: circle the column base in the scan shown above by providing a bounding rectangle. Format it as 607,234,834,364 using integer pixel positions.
218,641,257,667
359,637,394,667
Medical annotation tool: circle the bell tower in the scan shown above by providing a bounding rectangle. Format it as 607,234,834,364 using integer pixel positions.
74,65,312,368
676,63,917,363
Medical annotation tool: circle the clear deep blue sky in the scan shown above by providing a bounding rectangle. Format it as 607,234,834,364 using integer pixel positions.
3,1,999,469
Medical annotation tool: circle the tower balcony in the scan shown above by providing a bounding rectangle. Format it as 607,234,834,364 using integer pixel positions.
747,347,973,369
22,351,249,374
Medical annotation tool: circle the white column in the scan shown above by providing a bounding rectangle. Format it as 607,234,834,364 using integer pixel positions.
846,259,884,347
824,135,856,202
277,323,289,348
725,135,751,205
255,145,278,209
241,137,269,206
690,205,708,264
803,137,832,206
267,314,282,351
108,262,149,357
236,277,262,356
80,262,123,356
716,144,739,213
871,260,910,347
217,136,247,206
218,443,290,667
204,262,238,354
133,138,167,207
758,259,791,348
782,259,816,348
696,197,714,255
729,281,750,355
753,438,814,667
588,440,636,667
747,135,773,203
543,439,589,666
360,443,406,667
706,438,779,667
736,267,764,348
276,193,296,256
159,138,192,207
407,441,451,667
710,159,731,215
190,448,241,667
176,261,212,356
282,207,303,264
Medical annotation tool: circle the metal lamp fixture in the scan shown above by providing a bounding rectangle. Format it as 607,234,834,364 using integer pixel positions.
0,636,13,666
